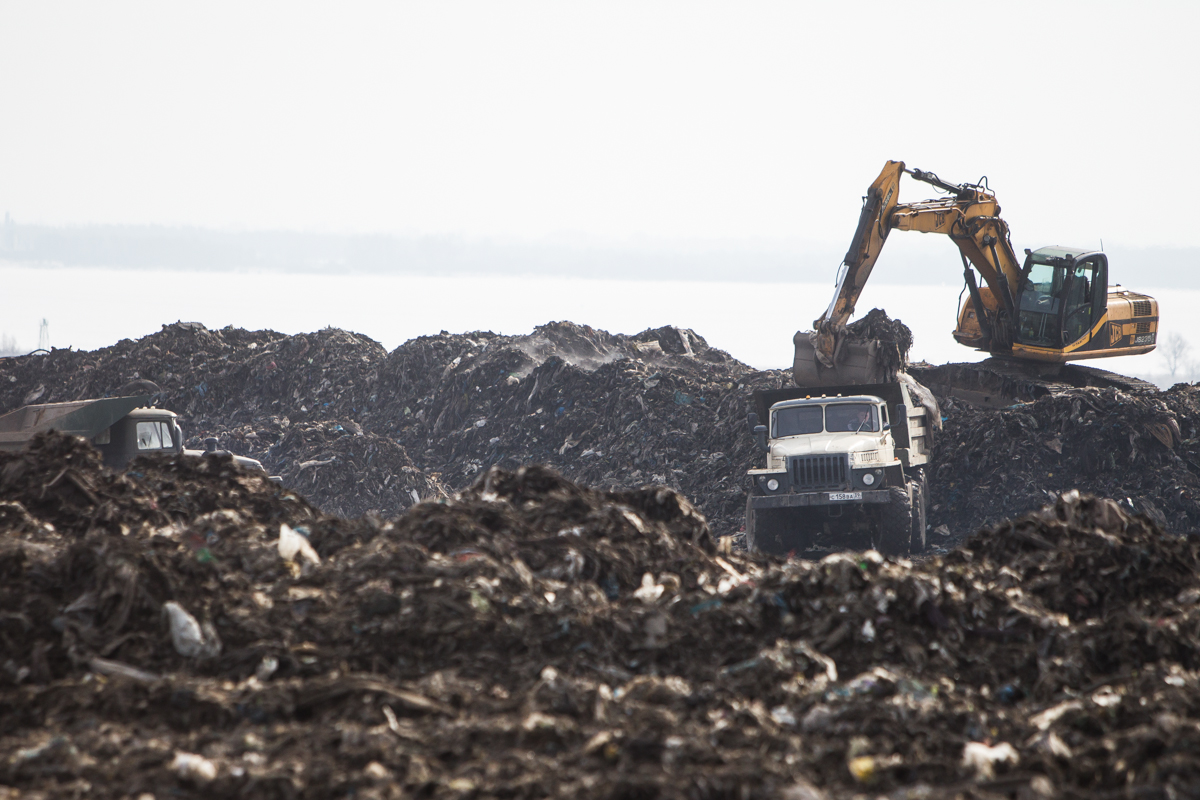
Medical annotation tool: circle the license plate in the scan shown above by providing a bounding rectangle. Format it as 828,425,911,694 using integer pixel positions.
828,492,862,501
1134,334,1155,345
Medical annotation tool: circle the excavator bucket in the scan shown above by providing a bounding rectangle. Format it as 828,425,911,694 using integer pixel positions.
793,330,891,387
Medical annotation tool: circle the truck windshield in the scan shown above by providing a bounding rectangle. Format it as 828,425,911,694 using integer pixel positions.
825,403,879,432
773,406,823,437
773,403,880,436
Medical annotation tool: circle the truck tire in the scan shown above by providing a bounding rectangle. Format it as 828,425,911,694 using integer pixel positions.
875,485,913,556
909,471,927,554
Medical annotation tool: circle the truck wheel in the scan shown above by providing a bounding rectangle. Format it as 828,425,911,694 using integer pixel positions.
875,485,913,556
909,472,927,554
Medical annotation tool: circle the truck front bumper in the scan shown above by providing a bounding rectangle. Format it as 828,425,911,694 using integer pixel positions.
749,490,891,510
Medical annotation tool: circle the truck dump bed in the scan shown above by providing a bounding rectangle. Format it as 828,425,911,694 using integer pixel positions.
0,396,152,451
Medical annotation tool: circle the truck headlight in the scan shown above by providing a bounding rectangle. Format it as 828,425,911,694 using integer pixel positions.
766,479,779,491
861,472,875,486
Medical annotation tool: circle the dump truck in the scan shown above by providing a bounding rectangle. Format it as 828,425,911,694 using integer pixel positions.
744,375,935,556
0,395,271,475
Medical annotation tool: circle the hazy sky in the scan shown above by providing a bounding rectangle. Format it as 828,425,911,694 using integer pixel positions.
2,1,1198,250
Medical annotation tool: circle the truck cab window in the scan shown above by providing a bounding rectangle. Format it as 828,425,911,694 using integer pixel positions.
825,403,879,432
159,421,175,449
136,421,164,450
773,406,824,437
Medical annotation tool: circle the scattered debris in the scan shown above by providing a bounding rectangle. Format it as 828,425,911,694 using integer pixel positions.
3,424,1200,797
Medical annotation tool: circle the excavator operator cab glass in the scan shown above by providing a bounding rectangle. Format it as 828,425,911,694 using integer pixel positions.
1062,259,1101,345
1016,247,1107,348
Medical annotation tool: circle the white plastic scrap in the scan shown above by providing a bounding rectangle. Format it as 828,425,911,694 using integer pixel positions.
171,751,217,783
278,523,320,565
1029,699,1083,731
633,573,665,602
255,656,279,682
962,741,1019,779
770,705,797,727
164,602,220,658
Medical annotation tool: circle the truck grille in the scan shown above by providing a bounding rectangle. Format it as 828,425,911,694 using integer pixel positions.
1133,300,1152,317
789,455,848,490
1136,321,1151,334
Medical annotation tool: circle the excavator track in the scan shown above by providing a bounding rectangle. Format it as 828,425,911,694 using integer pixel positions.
909,358,1159,408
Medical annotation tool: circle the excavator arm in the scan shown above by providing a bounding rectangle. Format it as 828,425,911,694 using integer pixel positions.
809,160,1025,370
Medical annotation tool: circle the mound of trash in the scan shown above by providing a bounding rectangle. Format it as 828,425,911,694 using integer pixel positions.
929,386,1200,540
0,321,789,537
4,431,1200,798
6,317,1200,545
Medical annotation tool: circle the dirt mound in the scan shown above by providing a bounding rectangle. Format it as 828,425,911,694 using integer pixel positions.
4,434,1200,798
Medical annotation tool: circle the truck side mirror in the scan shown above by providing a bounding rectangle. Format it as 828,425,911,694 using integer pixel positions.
754,424,768,453
747,411,759,433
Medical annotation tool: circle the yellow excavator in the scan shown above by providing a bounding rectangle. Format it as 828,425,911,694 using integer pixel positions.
796,161,1160,405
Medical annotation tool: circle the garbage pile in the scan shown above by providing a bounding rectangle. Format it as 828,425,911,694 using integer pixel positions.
5,431,1200,798
0,321,790,537
931,386,1200,539
7,317,1200,544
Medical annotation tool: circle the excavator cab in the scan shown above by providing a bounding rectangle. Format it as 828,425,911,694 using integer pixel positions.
806,161,1158,399
1015,247,1107,350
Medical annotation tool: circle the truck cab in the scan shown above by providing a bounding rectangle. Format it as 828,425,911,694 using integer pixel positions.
95,407,269,474
93,407,185,465
750,395,899,498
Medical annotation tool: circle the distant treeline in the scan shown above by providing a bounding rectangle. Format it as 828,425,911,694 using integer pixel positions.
0,218,1196,287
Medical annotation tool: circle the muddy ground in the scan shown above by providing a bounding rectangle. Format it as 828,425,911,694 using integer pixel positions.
4,320,1200,798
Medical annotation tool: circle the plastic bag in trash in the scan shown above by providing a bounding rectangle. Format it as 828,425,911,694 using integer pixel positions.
164,601,220,658
278,523,321,565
